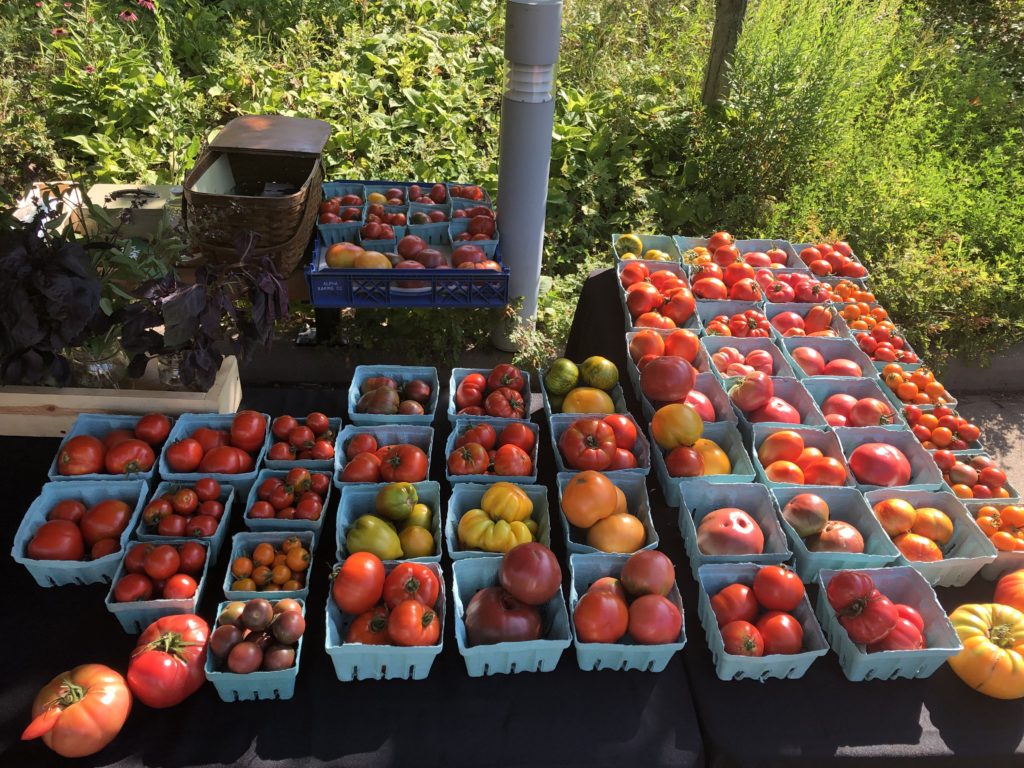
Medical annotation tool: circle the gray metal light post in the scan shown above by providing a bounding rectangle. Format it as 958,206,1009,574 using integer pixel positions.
491,0,563,351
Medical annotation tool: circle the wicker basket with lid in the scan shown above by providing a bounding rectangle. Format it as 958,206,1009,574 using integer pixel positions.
183,115,331,275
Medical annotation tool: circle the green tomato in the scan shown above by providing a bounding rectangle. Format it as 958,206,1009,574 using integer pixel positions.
345,514,403,560
375,482,418,521
544,358,579,396
580,356,619,391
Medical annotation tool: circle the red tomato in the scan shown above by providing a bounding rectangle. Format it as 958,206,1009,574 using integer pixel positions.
499,422,536,453
628,595,682,644
165,439,203,473
497,543,562,605
26,520,85,561
127,614,208,708
171,488,199,515
187,514,218,538
194,477,221,502
345,434,379,460
710,583,759,627
102,429,136,451
484,387,527,419
157,514,188,537
332,552,385,614
230,410,267,452
558,418,616,471
379,444,429,482
310,473,330,496
802,457,848,486
341,454,382,483
57,435,105,476
721,620,765,656
620,550,675,597
134,413,171,446
288,426,315,450
177,542,206,575
306,411,331,435
826,572,898,644
602,414,638,450
867,617,924,651
191,427,229,454
383,563,441,608
80,499,132,547
345,606,391,645
848,443,912,487
573,590,629,643
487,363,525,393
90,538,119,560
493,443,533,476
104,439,155,475
456,423,497,451
160,574,197,599
455,374,487,410
757,611,804,654
199,446,254,474
143,544,181,580
895,603,925,632
123,544,152,574
607,448,638,469
448,442,490,475
753,566,805,612
113,573,153,602
48,499,86,524
272,415,299,441
387,600,441,646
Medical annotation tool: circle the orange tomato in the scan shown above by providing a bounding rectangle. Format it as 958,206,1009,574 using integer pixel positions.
995,571,1024,613
628,330,666,362
802,457,847,486
896,382,919,402
793,447,824,473
765,461,804,484
882,363,903,378
894,532,944,561
664,329,701,362
613,485,627,516
931,427,954,448
252,542,275,567
951,483,974,498
977,514,1001,538
651,403,704,450
911,507,954,545
918,414,939,431
757,430,805,466
231,556,253,580
585,513,647,553
1001,506,1024,529
562,470,619,528
993,531,1019,552
285,547,310,572
925,381,946,400
873,498,917,537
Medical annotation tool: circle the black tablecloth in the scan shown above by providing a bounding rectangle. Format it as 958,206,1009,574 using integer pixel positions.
0,387,703,768
566,268,1024,768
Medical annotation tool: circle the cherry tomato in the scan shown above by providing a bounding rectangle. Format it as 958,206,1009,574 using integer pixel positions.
162,574,198,599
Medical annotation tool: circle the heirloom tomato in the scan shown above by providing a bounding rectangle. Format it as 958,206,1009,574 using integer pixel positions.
388,600,441,646
127,614,209,708
826,571,898,644
455,373,487,409
457,423,497,451
80,500,131,548
332,552,385,614
345,605,391,645
947,603,1024,699
650,403,703,450
640,356,695,403
383,563,440,608
485,387,527,419
378,444,428,482
494,443,532,476
27,520,85,561
574,590,629,643
488,363,525,393
867,618,924,652
995,570,1024,613
710,584,759,627
721,620,764,656
629,595,682,644
621,550,675,597
558,418,617,471
560,470,619,528
448,443,490,476
499,542,562,605
500,422,536,453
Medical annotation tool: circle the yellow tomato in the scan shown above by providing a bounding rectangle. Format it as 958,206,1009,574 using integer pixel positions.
651,403,703,450
948,603,1024,700
693,439,731,475
561,387,615,414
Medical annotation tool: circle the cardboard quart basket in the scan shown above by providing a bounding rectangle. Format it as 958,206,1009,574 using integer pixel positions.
699,335,795,386
445,483,552,560
540,370,629,422
650,420,755,508
446,417,540,486
447,368,533,423
697,563,828,681
104,538,212,633
136,481,236,566
636,371,737,426
452,557,571,676
678,480,792,579
347,366,440,426
568,553,686,672
732,377,829,442
335,480,442,563
332,424,434,491
243,468,333,548
222,530,316,601
264,416,342,471
801,377,906,431
863,488,997,587
964,499,1024,581
749,425,856,490
204,598,306,701
12,479,148,587
556,472,659,556
325,561,445,681
159,412,271,497
778,336,874,379
770,485,901,583
835,427,945,493
47,413,164,483
814,566,962,681
549,412,650,478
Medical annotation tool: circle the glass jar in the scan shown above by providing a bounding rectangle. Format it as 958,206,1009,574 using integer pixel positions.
68,344,129,388
157,351,186,390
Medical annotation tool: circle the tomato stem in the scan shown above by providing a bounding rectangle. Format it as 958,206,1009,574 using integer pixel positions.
990,623,1014,648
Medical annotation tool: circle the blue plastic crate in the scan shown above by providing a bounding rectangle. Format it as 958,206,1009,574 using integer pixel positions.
12,480,148,587
835,427,945,492
447,368,533,423
204,598,306,701
445,483,552,559
749,424,855,489
635,371,738,426
949,450,1021,501
568,553,686,672
452,557,571,676
332,424,434,490
963,500,1024,581
540,368,629,422
780,337,877,381
445,417,540,485
678,480,792,579
47,413,162,482
764,302,854,340
347,365,439,426
324,561,445,680
801,377,906,431
792,241,871,279
612,233,682,263
306,235,509,309
549,413,650,478
650,421,755,508
815,567,962,681
732,377,829,440
264,416,342,471
556,472,659,556
699,335,795,385
104,538,211,633
159,412,270,497
136,481,236,566
863,489,997,587
335,480,441,563
222,530,316,600
697,563,828,681
770,485,900,582
243,468,333,547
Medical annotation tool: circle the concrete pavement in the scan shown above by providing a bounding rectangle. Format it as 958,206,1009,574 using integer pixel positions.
955,394,1024,492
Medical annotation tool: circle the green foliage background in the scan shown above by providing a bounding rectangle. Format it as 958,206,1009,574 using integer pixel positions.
2,0,1022,368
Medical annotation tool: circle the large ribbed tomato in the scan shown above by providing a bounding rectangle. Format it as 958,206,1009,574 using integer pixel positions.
948,603,1024,700
127,614,209,708
558,418,617,471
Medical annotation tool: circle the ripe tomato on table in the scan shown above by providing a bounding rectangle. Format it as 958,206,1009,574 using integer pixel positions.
345,606,391,645
127,614,209,708
379,444,428,482
199,446,253,474
134,413,171,446
448,443,490,476
500,422,536,453
21,664,131,758
494,444,532,476
332,552,386,615
230,410,267,452
753,566,805,612
192,427,229,454
485,387,527,419
455,373,487,409
345,433,378,459
602,415,638,451
383,563,440,608
488,363,525,393
710,583,759,627
456,423,497,451
388,600,441,646
573,590,629,643
558,418,616,471
80,500,132,547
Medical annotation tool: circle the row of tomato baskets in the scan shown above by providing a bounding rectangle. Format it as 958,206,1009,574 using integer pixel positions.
576,230,1024,688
